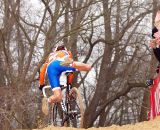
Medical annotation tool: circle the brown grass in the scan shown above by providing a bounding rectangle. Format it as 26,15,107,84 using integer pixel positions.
33,116,160,130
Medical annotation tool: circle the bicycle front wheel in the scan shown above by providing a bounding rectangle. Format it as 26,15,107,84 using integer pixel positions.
68,87,84,128
52,103,64,126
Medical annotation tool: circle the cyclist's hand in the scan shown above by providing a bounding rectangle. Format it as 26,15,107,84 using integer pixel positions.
39,84,45,91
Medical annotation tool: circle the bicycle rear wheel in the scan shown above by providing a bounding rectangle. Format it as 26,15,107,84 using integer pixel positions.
68,87,84,128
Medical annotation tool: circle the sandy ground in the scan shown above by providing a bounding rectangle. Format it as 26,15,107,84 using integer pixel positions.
33,116,160,130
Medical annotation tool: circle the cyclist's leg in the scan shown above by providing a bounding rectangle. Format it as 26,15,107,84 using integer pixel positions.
47,82,62,104
60,59,91,72
47,61,63,104
48,89,62,104
72,61,91,71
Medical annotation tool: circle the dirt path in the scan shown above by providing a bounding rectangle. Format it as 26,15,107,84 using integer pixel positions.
33,117,160,130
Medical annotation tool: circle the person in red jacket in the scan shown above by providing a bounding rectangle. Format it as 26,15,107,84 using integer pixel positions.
146,10,160,87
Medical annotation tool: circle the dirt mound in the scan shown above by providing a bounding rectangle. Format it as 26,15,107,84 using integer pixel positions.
34,117,160,130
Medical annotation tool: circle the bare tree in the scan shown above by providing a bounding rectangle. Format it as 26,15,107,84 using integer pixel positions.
83,0,153,128
0,0,157,129
0,0,97,129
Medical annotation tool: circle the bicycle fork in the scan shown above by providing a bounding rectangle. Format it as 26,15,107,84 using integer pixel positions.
60,100,69,125
61,100,67,113
61,102,80,126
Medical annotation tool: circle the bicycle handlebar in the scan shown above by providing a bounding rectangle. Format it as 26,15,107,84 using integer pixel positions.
42,85,51,98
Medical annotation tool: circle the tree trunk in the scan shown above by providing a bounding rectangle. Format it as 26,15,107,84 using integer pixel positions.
138,90,150,121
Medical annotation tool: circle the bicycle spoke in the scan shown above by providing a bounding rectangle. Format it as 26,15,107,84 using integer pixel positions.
52,103,64,126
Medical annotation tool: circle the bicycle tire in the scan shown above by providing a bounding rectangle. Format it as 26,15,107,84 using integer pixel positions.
68,87,84,128
52,103,65,126
52,87,84,128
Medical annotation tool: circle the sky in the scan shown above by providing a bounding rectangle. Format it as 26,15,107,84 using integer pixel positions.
30,0,40,5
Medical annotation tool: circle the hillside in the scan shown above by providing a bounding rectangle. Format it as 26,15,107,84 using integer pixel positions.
34,117,160,130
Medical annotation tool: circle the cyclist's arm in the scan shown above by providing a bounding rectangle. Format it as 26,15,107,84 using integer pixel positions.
40,62,48,85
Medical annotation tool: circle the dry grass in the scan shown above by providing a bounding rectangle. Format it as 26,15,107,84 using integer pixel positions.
32,116,160,130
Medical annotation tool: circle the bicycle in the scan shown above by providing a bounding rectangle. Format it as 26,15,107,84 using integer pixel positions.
42,71,84,128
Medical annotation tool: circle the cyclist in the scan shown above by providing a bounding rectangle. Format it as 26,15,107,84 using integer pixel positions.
39,45,91,108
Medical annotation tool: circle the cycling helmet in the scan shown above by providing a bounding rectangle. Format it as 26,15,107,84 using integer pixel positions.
54,44,67,51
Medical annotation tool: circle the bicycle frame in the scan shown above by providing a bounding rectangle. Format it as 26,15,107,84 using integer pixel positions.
42,71,76,121
42,71,83,127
